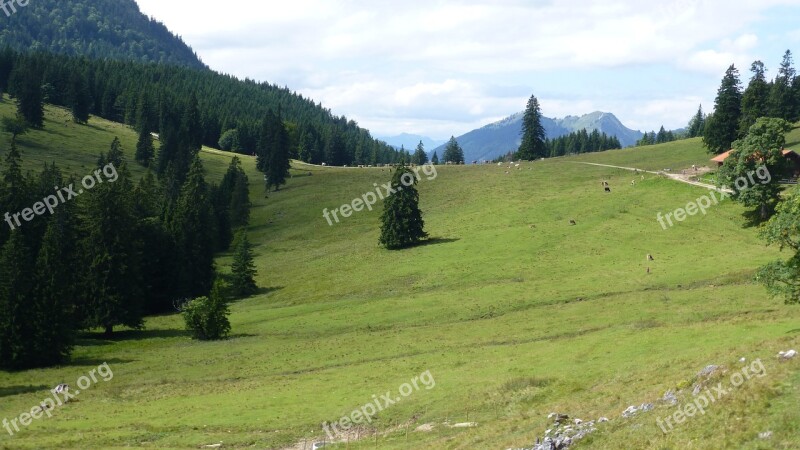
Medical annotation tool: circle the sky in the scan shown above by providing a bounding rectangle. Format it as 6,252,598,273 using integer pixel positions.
135,0,800,140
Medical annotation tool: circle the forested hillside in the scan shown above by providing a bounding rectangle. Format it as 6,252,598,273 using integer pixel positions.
0,0,205,69
0,49,404,166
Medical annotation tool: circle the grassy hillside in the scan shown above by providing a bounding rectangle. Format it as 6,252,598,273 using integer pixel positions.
1,117,799,449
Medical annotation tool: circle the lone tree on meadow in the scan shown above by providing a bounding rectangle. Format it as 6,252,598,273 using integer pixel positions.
230,231,258,298
717,117,792,223
442,136,464,164
379,165,428,249
431,151,439,165
412,141,429,165
517,94,547,160
703,65,742,154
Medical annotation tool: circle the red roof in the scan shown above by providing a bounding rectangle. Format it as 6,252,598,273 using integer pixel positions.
711,148,798,164
711,150,733,163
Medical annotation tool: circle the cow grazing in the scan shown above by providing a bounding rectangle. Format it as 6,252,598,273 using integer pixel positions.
647,254,654,261
604,186,611,193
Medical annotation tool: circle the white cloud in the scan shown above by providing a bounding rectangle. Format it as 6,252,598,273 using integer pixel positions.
134,0,800,137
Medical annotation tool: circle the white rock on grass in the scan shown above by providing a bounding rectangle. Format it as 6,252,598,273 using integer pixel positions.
778,349,797,360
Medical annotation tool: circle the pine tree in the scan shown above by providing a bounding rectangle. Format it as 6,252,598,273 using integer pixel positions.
656,126,667,143
431,151,439,165
68,71,91,124
171,156,216,299
703,65,743,154
379,165,428,249
517,95,547,160
12,61,44,128
0,231,36,369
412,141,429,165
230,231,257,298
769,50,796,121
230,173,251,227
264,111,291,192
132,172,179,314
688,104,706,138
83,143,143,336
34,201,81,364
135,126,155,167
740,61,770,135
0,140,29,247
442,136,464,164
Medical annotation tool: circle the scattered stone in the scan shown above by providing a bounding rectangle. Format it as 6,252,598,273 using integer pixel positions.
450,422,478,428
759,431,773,439
698,365,721,377
622,403,653,418
739,357,747,363
661,390,678,406
597,417,609,423
415,423,435,432
778,349,797,360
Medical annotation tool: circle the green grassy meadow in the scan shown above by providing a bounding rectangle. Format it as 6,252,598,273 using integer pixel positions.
0,106,799,449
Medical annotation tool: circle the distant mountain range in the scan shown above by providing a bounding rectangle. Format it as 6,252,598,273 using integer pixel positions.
432,111,643,162
378,133,446,152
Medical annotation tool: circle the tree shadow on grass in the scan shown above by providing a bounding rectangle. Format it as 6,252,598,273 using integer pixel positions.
0,385,50,398
67,357,135,367
407,237,460,249
255,286,283,296
227,333,259,340
79,328,189,342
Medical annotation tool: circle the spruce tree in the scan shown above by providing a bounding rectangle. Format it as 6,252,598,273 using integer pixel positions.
68,71,91,124
768,50,796,121
0,140,29,247
431,151,439,165
230,173,251,227
412,141,429,165
517,94,547,160
379,165,428,249
34,202,81,364
12,61,44,128
133,171,180,315
135,126,155,167
230,231,258,298
687,105,706,138
171,156,216,299
703,65,742,154
83,143,143,336
740,61,770,135
265,112,290,191
0,231,36,369
442,136,464,164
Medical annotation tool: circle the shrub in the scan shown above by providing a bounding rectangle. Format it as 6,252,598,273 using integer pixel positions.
182,282,231,340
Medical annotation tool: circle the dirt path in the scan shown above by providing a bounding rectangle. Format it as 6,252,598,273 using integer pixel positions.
569,162,733,194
